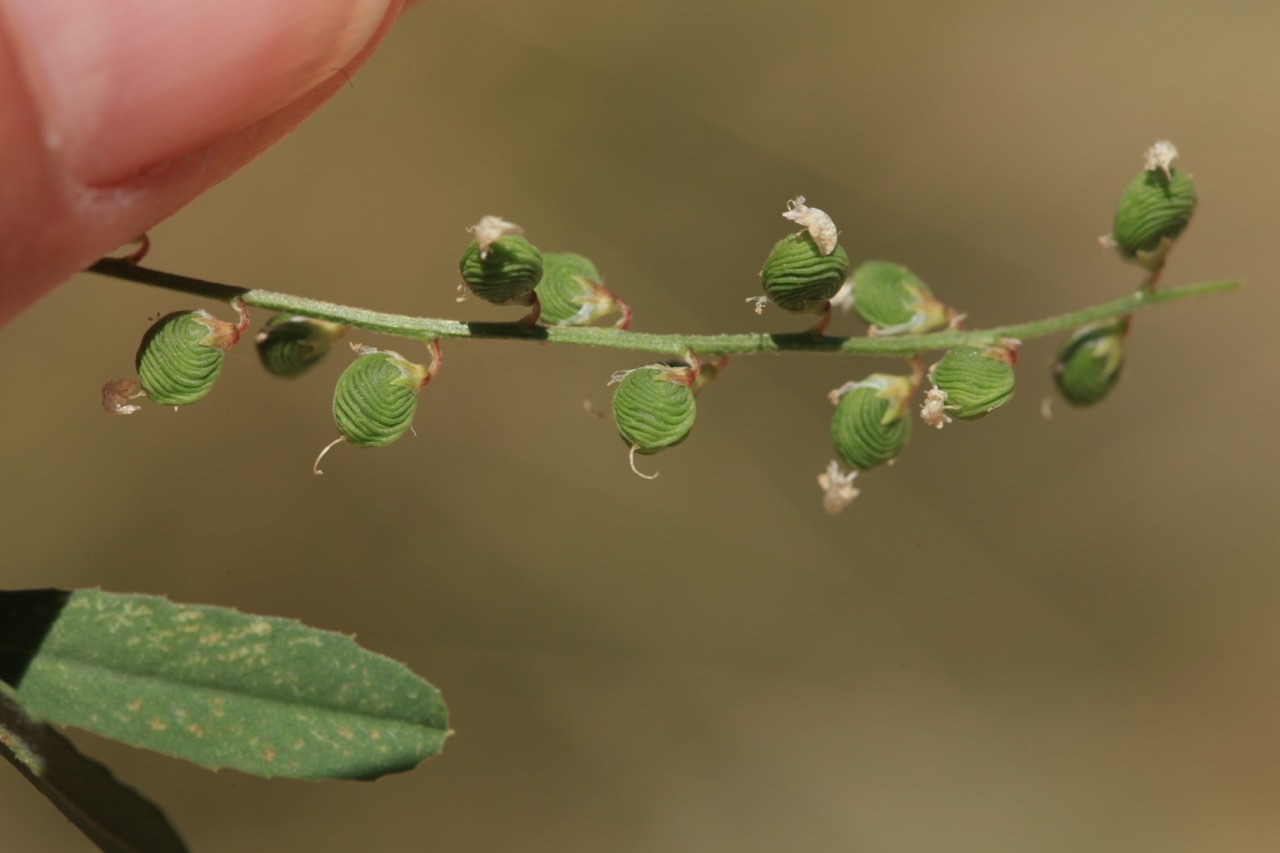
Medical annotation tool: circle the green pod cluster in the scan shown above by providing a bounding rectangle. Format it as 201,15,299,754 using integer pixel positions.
135,305,246,406
1054,321,1126,406
332,348,432,448
459,235,543,306
612,365,697,456
850,260,953,335
759,233,850,314
535,252,630,327
1110,165,1197,267
829,374,913,471
255,315,346,378
928,345,1017,420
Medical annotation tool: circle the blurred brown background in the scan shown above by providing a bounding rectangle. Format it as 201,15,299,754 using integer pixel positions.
3,1,1278,850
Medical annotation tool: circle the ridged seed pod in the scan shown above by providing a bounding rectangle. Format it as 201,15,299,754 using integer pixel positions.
332,347,433,448
459,234,543,306
829,374,914,471
926,344,1017,424
535,252,632,328
611,364,698,478
315,342,440,474
1053,321,1126,406
759,232,851,314
1109,142,1197,270
850,260,954,336
134,300,249,406
255,315,347,378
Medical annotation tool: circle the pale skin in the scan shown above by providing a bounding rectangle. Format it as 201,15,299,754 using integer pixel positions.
0,0,409,327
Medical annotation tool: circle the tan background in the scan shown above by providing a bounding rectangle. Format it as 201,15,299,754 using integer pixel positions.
3,1,1279,850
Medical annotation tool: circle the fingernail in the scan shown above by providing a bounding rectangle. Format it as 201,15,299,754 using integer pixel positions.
6,0,393,184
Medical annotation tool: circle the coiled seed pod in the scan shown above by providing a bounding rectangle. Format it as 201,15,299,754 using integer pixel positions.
134,299,249,406
759,232,850,315
610,361,699,479
850,260,955,336
535,252,632,328
1108,141,1197,271
1053,320,1126,406
829,374,914,471
333,346,432,448
458,216,543,307
924,343,1017,426
314,341,441,474
255,315,347,378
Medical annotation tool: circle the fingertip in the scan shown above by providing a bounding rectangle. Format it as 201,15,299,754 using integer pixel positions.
5,0,397,184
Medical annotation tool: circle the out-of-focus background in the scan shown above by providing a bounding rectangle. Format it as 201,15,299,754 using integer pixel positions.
3,2,1278,850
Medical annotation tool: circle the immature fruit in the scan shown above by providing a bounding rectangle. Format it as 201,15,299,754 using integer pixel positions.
926,344,1017,424
332,347,433,448
829,374,914,471
255,315,347,378
612,365,697,454
135,300,249,406
459,233,543,306
535,252,631,328
759,232,850,314
849,260,953,336
1053,321,1126,406
1108,141,1197,270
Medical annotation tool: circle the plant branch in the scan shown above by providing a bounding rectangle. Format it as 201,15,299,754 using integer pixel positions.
87,258,1241,358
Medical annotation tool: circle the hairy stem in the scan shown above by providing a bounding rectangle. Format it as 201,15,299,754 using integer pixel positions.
87,258,1241,358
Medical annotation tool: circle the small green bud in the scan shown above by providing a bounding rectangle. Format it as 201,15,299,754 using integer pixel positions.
255,315,347,378
828,374,914,472
535,252,632,328
610,361,699,479
1053,320,1126,406
923,343,1018,427
849,260,955,336
134,299,249,407
314,341,441,474
458,216,543,307
1106,141,1197,271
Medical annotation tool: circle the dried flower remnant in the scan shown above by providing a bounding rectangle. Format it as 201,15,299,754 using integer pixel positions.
1144,140,1179,178
817,460,859,514
782,196,838,256
101,378,144,415
920,387,952,429
466,215,524,259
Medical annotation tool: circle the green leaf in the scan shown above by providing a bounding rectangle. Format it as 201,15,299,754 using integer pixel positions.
0,589,449,780
0,682,188,853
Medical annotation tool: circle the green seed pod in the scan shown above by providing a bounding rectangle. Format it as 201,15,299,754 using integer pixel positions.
759,232,851,314
829,374,914,471
1108,141,1197,270
255,315,347,378
611,363,698,478
315,342,441,474
332,347,432,448
925,344,1017,425
849,260,954,336
458,216,543,306
535,252,632,328
1054,321,1126,406
134,300,249,406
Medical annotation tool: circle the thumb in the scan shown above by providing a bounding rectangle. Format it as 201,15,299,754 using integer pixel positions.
0,0,402,325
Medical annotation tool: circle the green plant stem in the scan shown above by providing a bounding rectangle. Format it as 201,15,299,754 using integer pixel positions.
87,258,1241,358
